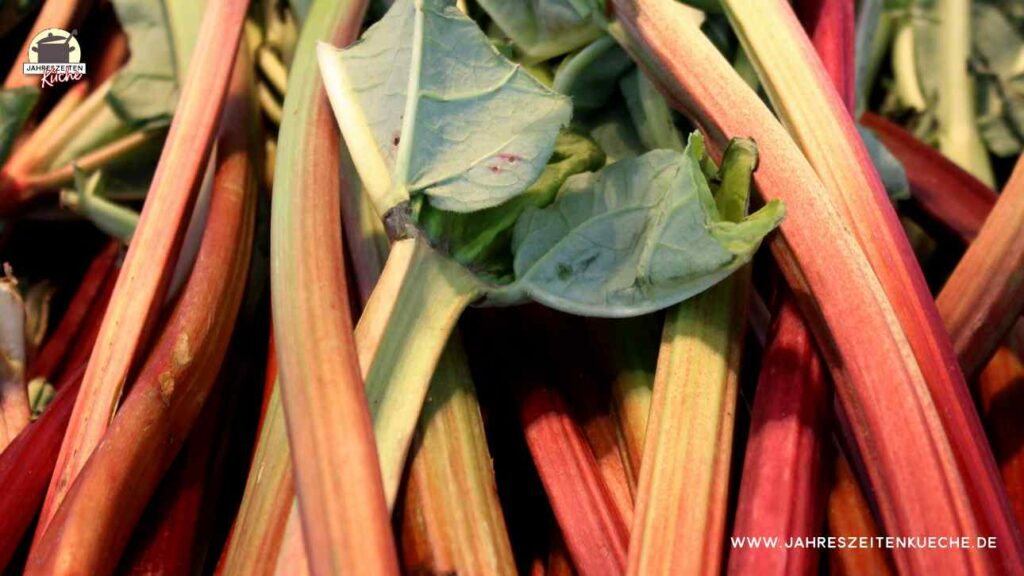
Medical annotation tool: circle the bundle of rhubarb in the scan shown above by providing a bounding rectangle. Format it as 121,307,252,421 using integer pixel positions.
1,0,1022,574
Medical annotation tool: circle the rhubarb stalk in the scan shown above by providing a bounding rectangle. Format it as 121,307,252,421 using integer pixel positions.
937,156,1024,377
606,0,1021,572
931,0,995,185
268,0,400,571
628,140,755,576
353,237,482,506
728,297,830,575
399,335,516,575
26,240,119,385
0,268,29,450
216,381,294,576
40,0,250,530
26,46,257,574
827,452,897,576
977,343,1024,529
861,112,997,244
0,366,84,573
519,383,629,575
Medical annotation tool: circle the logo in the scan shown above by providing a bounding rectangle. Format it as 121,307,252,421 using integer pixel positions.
22,28,86,88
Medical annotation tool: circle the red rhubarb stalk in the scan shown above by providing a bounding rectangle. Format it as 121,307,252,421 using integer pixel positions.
119,386,227,576
827,453,897,576
26,240,119,384
860,112,997,244
712,1,1022,569
519,383,629,575
606,2,1023,572
0,365,84,572
728,298,830,575
26,48,257,575
39,0,250,532
792,0,855,109
936,156,1024,377
977,342,1024,529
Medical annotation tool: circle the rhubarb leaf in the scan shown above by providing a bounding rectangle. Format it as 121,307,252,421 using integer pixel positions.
107,1,178,127
107,0,206,128
858,125,910,201
620,68,685,152
0,88,38,165
553,36,634,110
475,0,604,62
318,0,572,214
419,130,605,281
492,134,784,317
586,106,646,163
972,3,1024,156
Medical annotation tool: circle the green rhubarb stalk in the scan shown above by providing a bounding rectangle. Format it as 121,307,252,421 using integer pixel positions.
602,317,657,487
38,0,250,535
353,237,483,506
931,0,996,185
627,140,754,576
217,381,295,576
891,14,928,112
269,0,401,572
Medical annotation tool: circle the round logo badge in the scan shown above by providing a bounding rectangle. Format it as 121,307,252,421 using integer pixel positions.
28,28,81,65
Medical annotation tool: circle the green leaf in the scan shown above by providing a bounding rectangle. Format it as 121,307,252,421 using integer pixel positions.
585,105,646,163
418,130,605,281
972,3,1024,156
107,0,206,128
0,87,38,165
620,68,685,152
491,133,784,317
553,36,634,111
475,0,604,62
858,125,910,201
318,0,572,214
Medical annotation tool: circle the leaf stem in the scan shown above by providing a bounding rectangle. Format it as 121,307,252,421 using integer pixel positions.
934,0,995,185
269,0,401,572
354,237,483,507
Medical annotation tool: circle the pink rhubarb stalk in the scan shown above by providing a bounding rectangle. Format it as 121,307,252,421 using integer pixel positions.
936,156,1024,377
26,50,257,574
606,0,1022,572
728,298,830,575
26,241,119,384
39,0,250,532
